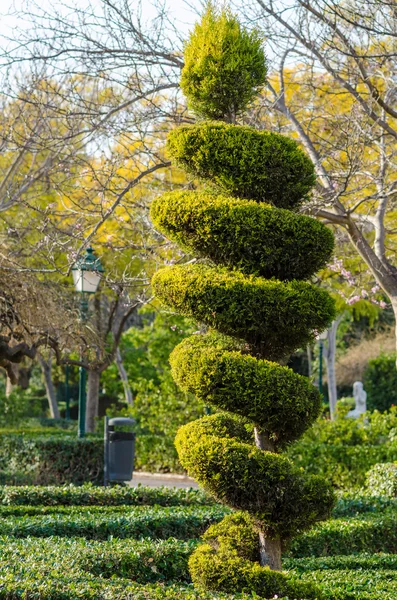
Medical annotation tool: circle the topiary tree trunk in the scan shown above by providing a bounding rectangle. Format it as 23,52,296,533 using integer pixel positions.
151,6,336,599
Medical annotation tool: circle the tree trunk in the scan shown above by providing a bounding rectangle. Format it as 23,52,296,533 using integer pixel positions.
254,426,282,569
115,347,133,406
38,353,60,419
323,317,342,421
5,377,14,398
392,299,397,368
86,369,100,433
17,367,32,390
254,427,275,452
258,531,282,570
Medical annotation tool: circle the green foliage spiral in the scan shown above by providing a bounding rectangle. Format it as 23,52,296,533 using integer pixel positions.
151,6,336,599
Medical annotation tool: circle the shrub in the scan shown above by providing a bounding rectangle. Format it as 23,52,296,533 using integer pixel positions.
0,389,44,427
333,492,397,517
189,544,322,599
363,353,397,412
152,6,334,598
150,191,334,280
365,462,397,497
287,408,397,488
285,554,397,600
152,264,335,360
0,433,103,485
171,334,322,447
180,5,267,121
175,417,335,540
289,512,397,557
167,122,316,209
0,483,212,506
0,504,228,540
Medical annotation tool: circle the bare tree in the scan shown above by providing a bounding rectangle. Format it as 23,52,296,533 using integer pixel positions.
0,0,192,395
37,350,60,419
239,0,397,360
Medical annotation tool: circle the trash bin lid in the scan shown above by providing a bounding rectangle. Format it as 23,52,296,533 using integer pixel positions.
108,417,136,427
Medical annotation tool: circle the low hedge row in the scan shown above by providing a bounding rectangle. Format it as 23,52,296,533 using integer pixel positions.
0,505,229,540
0,434,103,485
0,484,211,506
285,553,397,600
0,428,183,485
1,522,397,598
333,493,397,517
0,504,212,517
289,512,397,557
0,484,392,515
0,432,185,485
0,536,195,584
0,573,255,600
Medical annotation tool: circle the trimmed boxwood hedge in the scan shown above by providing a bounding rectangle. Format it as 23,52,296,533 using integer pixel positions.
0,434,103,485
152,264,335,360
0,483,211,507
0,430,188,484
285,554,397,600
1,496,397,599
167,122,316,209
151,191,334,281
0,504,229,540
289,512,397,557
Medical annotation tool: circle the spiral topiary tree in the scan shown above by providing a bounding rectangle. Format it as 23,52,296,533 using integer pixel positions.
151,6,336,599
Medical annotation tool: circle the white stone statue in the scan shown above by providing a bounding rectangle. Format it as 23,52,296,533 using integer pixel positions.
347,381,367,419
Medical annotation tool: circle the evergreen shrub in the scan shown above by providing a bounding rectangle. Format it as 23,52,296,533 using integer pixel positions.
152,6,335,598
180,6,267,121
167,122,316,209
365,462,397,497
363,353,397,412
152,264,335,359
0,483,212,507
0,434,103,485
151,191,334,280
287,408,397,488
170,335,322,447
189,545,322,599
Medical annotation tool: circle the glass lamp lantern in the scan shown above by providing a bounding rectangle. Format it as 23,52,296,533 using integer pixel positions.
72,247,104,294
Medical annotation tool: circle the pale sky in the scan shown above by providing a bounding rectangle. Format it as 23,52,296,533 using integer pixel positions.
1,0,202,37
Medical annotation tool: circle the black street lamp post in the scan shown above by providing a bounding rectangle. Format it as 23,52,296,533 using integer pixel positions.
72,247,104,438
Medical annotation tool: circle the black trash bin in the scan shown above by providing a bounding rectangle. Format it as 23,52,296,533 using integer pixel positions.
104,417,136,486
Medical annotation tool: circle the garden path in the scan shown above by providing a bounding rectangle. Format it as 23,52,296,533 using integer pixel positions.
130,471,199,489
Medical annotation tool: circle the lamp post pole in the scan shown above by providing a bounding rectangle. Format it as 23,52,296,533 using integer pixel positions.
72,247,104,440
65,365,70,421
78,362,87,438
78,296,88,438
